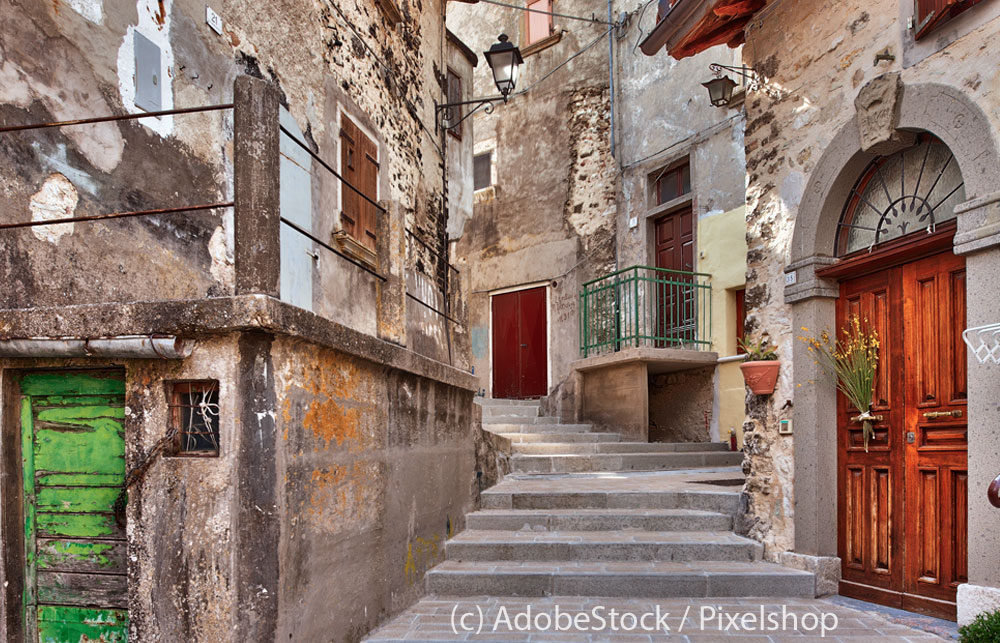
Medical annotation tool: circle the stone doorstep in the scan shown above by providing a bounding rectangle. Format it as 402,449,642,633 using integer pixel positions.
464,508,734,532
444,530,763,562
499,432,622,443
475,398,545,406
511,442,732,455
424,561,817,598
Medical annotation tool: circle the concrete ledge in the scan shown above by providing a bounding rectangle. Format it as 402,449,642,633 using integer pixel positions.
0,295,477,391
572,347,719,375
958,583,1000,626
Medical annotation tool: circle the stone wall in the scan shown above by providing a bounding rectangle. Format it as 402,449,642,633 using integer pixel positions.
740,0,1000,563
447,0,616,401
0,0,457,353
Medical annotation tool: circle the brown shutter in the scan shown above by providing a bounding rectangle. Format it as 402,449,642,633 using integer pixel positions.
340,114,379,251
914,0,981,39
446,69,463,138
339,116,360,240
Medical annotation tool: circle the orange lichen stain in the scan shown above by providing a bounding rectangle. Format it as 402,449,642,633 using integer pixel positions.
303,398,361,449
153,0,167,26
403,535,443,585
304,462,380,531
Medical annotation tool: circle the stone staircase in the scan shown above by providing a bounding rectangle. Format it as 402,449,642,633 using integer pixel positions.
365,397,817,640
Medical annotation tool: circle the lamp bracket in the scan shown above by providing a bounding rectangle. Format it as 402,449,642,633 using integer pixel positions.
435,96,507,132
708,63,761,90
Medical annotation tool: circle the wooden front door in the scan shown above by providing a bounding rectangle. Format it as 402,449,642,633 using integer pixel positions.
837,251,967,619
492,287,547,399
654,208,695,343
20,370,128,642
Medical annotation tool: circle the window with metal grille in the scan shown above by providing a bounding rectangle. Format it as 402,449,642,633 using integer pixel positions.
167,381,220,456
474,152,492,191
654,161,691,205
446,68,463,138
914,0,984,39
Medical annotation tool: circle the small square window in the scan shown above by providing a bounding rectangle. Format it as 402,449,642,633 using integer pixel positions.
167,381,220,457
654,161,691,206
474,152,493,191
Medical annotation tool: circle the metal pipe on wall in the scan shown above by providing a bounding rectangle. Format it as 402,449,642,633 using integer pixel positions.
0,336,195,359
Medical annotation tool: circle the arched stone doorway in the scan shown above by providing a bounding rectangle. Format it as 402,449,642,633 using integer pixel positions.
784,78,1000,620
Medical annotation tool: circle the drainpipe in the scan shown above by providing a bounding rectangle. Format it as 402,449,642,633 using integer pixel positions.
608,0,616,162
0,336,194,359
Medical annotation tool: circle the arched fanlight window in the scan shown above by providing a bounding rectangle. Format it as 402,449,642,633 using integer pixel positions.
836,135,966,256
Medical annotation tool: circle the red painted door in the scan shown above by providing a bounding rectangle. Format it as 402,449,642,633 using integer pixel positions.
492,287,547,399
654,208,695,343
837,251,967,620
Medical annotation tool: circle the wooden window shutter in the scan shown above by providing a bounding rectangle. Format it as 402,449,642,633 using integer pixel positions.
526,0,552,44
914,0,982,39
340,114,379,252
339,116,360,241
446,69,463,138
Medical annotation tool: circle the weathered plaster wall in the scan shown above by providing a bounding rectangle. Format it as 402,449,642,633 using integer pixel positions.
1,0,457,354
0,336,243,641
272,337,476,641
447,0,616,402
698,206,749,445
741,0,1000,561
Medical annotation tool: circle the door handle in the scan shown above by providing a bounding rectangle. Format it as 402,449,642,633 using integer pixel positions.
922,410,962,419
520,344,527,348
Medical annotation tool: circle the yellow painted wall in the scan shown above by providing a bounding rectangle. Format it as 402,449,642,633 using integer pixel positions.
697,205,748,447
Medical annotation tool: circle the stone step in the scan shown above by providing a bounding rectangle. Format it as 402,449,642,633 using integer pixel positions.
498,432,621,443
464,508,733,532
511,451,744,474
445,530,761,562
475,397,544,407
512,442,732,455
482,405,541,418
481,488,740,514
485,422,593,433
482,415,582,426
425,560,816,598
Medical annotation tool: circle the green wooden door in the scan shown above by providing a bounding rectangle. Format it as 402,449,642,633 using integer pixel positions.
21,370,128,643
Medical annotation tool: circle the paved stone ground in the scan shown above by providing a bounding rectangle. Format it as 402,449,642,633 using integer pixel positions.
364,596,955,642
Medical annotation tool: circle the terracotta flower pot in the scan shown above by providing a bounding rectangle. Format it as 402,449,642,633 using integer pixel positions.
740,360,780,395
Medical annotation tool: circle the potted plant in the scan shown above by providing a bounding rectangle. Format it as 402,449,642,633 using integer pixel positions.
738,335,780,395
800,315,880,450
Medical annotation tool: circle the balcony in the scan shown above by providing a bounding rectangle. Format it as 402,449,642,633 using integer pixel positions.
572,265,718,442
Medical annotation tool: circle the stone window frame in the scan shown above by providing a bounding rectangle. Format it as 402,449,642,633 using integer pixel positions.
900,0,1000,67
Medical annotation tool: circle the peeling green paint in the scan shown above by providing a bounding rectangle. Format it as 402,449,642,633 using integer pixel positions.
23,371,128,642
37,541,118,570
37,605,127,643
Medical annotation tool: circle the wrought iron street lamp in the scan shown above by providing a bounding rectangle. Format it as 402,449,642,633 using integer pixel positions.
436,34,524,132
484,34,523,100
702,63,757,107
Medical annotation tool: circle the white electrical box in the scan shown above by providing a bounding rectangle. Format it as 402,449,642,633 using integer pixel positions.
779,418,793,435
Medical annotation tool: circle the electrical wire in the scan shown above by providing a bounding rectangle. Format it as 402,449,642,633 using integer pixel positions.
621,112,741,172
514,26,614,96
474,0,614,25
631,0,657,53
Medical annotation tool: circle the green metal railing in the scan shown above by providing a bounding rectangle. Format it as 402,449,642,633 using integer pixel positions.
579,265,711,357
